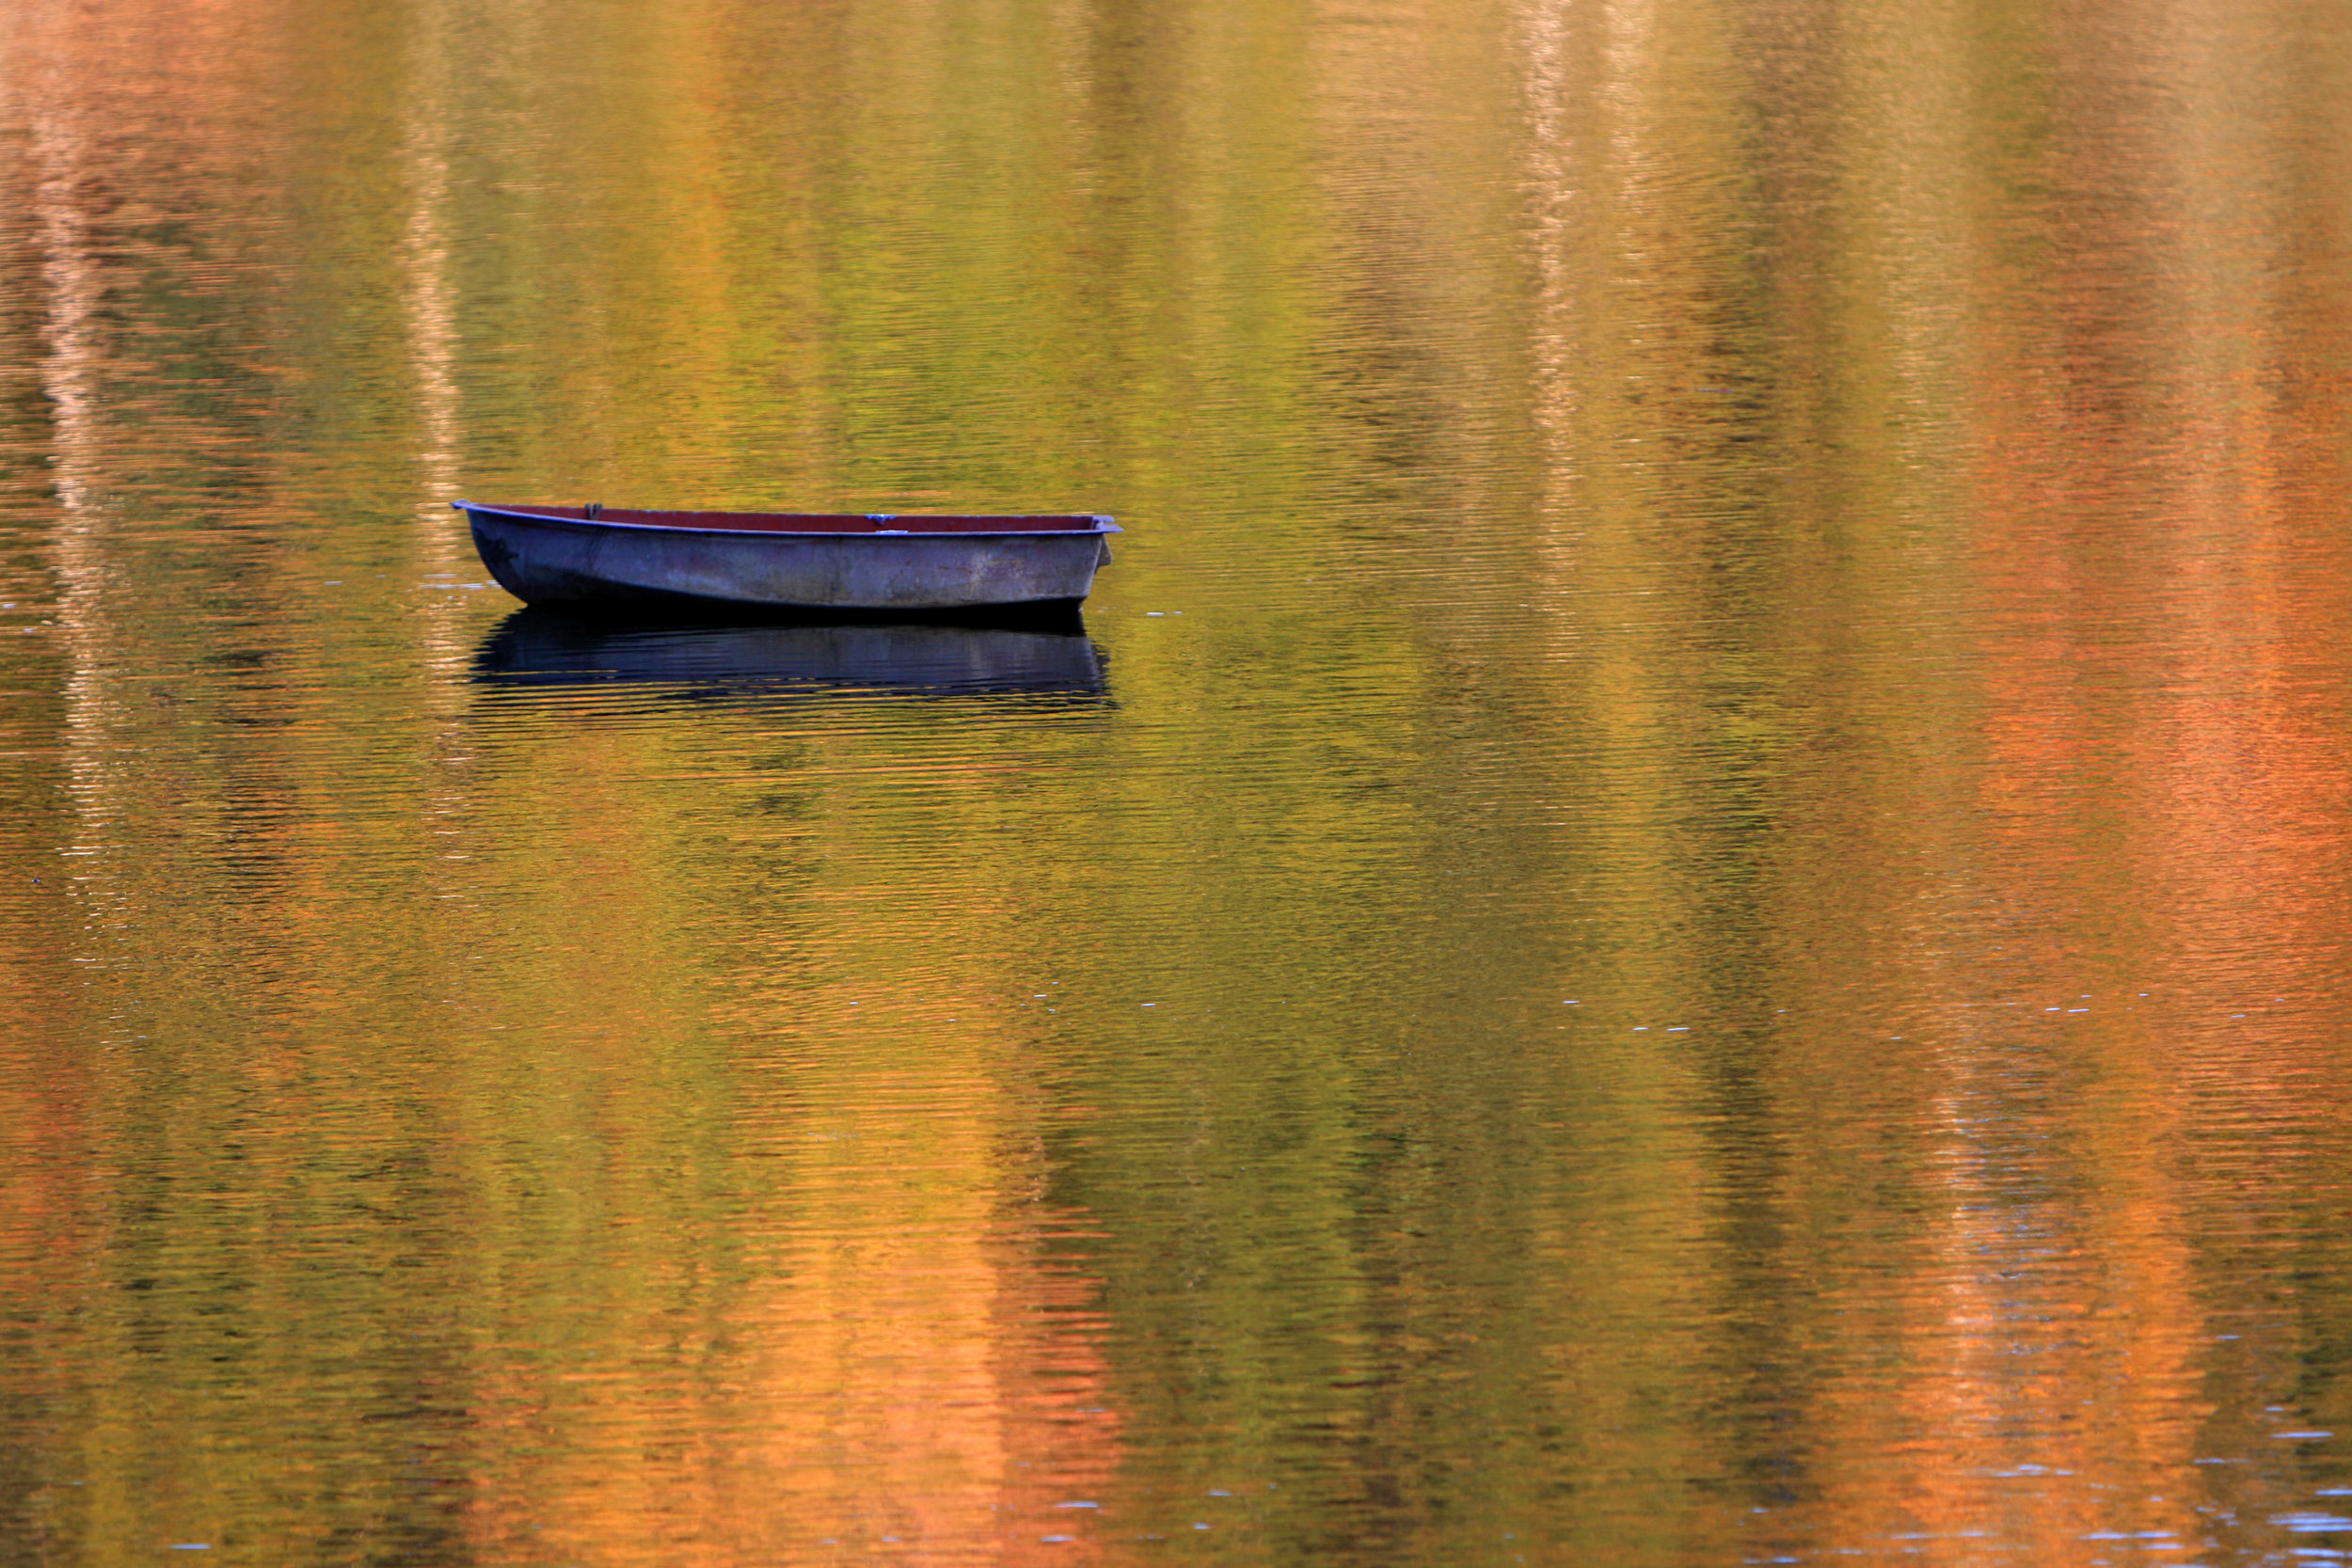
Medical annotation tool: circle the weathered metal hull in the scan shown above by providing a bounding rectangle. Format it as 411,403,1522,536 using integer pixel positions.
458,504,1116,615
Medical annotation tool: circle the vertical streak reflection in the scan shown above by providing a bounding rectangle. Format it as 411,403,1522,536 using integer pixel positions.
399,0,471,687
21,0,119,904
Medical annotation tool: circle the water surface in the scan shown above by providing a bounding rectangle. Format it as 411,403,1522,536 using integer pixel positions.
4,0,2351,1561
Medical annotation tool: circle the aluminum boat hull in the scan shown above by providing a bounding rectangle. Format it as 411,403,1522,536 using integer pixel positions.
456,502,1118,615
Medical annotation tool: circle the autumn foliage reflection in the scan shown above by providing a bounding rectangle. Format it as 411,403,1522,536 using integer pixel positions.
2,0,2350,1560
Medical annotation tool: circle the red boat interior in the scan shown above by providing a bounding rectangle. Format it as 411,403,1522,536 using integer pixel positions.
475,503,1109,534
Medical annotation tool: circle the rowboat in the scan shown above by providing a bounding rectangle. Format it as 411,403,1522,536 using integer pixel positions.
453,501,1119,618
473,610,1107,699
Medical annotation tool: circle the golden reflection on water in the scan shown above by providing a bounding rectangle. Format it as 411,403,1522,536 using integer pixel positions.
2,0,2351,1560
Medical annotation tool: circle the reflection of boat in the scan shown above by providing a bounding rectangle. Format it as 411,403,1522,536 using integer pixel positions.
472,609,1108,698
454,500,1119,616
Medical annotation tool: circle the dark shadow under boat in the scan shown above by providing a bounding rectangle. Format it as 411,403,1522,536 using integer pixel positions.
471,607,1109,701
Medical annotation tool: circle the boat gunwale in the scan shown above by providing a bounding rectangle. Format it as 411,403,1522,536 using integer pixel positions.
454,500,1121,539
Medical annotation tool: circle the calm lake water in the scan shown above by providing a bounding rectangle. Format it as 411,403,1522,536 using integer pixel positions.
4,0,2351,1562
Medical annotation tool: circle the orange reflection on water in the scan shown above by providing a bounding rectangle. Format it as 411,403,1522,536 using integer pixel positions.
438,914,1121,1562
